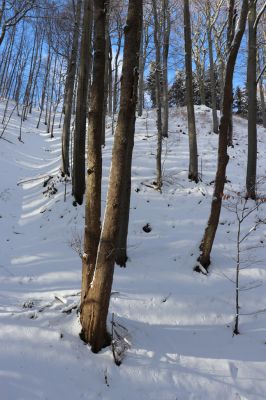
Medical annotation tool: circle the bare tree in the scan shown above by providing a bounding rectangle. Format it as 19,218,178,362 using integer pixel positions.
0,0,36,46
184,0,199,182
72,0,93,205
152,0,163,190
80,0,142,353
246,0,266,199
197,0,249,272
161,0,170,138
80,0,106,309
61,0,82,177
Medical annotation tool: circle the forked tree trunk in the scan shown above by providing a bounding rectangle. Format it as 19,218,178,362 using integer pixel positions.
72,0,93,205
61,0,82,177
80,0,142,353
246,0,257,199
184,0,198,182
197,0,249,271
80,0,106,308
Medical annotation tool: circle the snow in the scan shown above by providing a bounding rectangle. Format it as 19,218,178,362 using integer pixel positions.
0,101,266,399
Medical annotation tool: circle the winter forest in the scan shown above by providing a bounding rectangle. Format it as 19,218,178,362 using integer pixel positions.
1,0,266,398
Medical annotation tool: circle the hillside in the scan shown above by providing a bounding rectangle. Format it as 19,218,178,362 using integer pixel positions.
0,102,266,400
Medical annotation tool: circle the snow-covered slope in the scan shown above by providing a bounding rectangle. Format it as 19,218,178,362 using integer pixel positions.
0,102,266,400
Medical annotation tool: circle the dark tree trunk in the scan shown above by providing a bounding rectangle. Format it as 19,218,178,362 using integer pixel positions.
246,0,257,199
152,0,163,190
72,0,93,205
80,0,142,353
162,0,170,138
259,77,266,128
226,0,236,146
197,0,249,271
137,26,144,116
61,0,82,177
37,44,52,129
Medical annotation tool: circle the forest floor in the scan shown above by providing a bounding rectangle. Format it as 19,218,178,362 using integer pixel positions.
0,101,266,400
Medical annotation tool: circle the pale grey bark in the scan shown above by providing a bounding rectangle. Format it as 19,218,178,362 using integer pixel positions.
61,0,82,176
184,0,198,182
206,11,219,133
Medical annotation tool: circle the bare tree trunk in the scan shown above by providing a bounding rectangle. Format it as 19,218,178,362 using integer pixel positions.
102,4,111,147
51,61,64,138
161,0,170,138
207,23,219,133
197,0,249,271
246,0,257,199
37,44,52,129
29,33,44,114
61,0,82,176
47,55,58,136
22,27,39,121
226,0,236,146
138,26,144,116
184,0,198,182
152,0,163,190
259,78,266,128
80,0,106,309
111,19,122,136
72,0,93,205
0,26,16,95
80,0,142,353
108,41,112,116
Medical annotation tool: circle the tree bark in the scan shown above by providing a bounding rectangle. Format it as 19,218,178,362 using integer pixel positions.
197,0,249,271
61,0,82,177
152,0,163,190
101,1,111,146
162,0,170,138
259,78,266,128
207,18,219,133
80,0,106,309
80,0,142,353
37,43,52,129
184,0,198,182
246,0,257,199
72,0,93,205
226,0,236,146
137,25,144,116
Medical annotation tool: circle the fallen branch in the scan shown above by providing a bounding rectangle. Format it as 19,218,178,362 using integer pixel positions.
17,174,52,186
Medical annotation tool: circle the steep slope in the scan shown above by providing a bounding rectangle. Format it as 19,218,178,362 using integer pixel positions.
0,102,266,400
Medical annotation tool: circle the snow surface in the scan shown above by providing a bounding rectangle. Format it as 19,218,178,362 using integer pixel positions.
0,101,266,400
